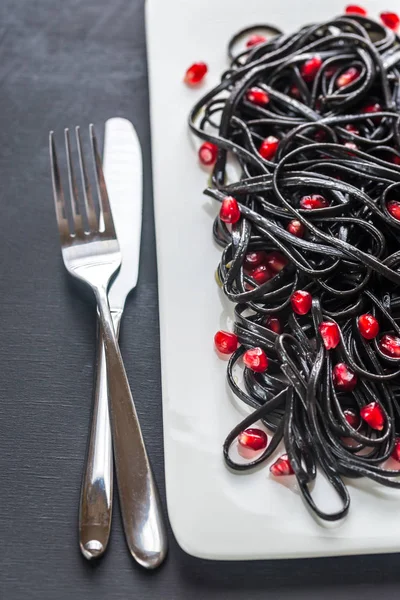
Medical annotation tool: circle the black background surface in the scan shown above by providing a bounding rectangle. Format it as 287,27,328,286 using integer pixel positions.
1,1,400,598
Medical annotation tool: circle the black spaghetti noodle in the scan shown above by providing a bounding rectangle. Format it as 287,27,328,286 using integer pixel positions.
189,13,400,521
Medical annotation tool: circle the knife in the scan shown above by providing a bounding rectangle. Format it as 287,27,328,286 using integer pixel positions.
79,118,167,568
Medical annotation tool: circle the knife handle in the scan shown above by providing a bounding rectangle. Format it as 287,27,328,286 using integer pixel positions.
95,287,168,569
78,311,121,560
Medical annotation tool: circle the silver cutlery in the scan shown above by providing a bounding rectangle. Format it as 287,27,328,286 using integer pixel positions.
49,125,167,569
78,118,144,561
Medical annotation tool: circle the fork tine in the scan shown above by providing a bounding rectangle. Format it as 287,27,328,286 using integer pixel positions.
49,131,70,239
90,124,116,236
64,128,84,236
75,126,98,233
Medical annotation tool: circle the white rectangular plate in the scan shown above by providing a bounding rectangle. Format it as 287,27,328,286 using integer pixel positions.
146,0,400,560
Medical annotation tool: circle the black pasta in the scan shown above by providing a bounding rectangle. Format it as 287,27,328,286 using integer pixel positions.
189,14,400,521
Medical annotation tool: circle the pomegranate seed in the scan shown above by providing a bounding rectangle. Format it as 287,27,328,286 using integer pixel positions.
238,428,268,459
290,85,301,99
393,155,400,165
380,11,400,30
198,142,218,166
214,330,238,355
343,408,360,429
265,316,282,334
325,66,338,78
291,290,312,315
249,264,273,285
387,200,400,221
337,67,360,88
244,250,267,270
345,4,367,16
219,196,241,224
344,141,358,152
300,194,329,209
333,363,357,392
265,251,288,273
301,56,322,82
184,62,208,85
246,87,269,106
246,34,267,48
287,219,305,237
259,136,279,160
314,129,326,142
243,347,268,372
270,454,294,476
360,402,385,431
319,322,341,350
345,123,359,135
358,314,379,340
379,334,400,358
362,101,382,115
391,437,400,462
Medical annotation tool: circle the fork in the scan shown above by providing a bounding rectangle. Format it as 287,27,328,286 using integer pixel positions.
49,125,167,569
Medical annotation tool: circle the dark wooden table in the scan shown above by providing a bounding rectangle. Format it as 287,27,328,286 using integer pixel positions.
1,1,400,597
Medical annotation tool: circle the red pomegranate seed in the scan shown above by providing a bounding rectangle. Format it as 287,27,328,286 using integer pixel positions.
301,56,322,82
198,142,218,166
358,314,379,340
243,347,268,372
343,408,360,429
265,316,282,334
244,250,267,270
387,200,400,221
391,437,400,462
184,62,208,85
345,5,367,16
325,66,338,78
319,322,341,350
290,85,301,99
270,454,294,476
344,141,358,152
214,330,238,355
333,363,357,392
380,11,400,30
360,402,385,431
393,155,400,165
300,194,329,210
249,264,273,285
259,136,279,160
246,34,267,48
291,290,312,315
314,129,327,142
379,334,400,358
246,87,270,106
362,101,382,115
219,196,241,224
265,251,288,273
238,428,268,459
337,67,360,88
345,123,359,135
287,219,305,238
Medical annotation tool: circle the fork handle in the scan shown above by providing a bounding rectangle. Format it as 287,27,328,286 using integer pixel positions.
95,286,168,569
78,311,121,560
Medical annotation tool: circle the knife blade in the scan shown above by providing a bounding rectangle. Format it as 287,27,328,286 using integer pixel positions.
79,118,146,561
105,117,143,309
